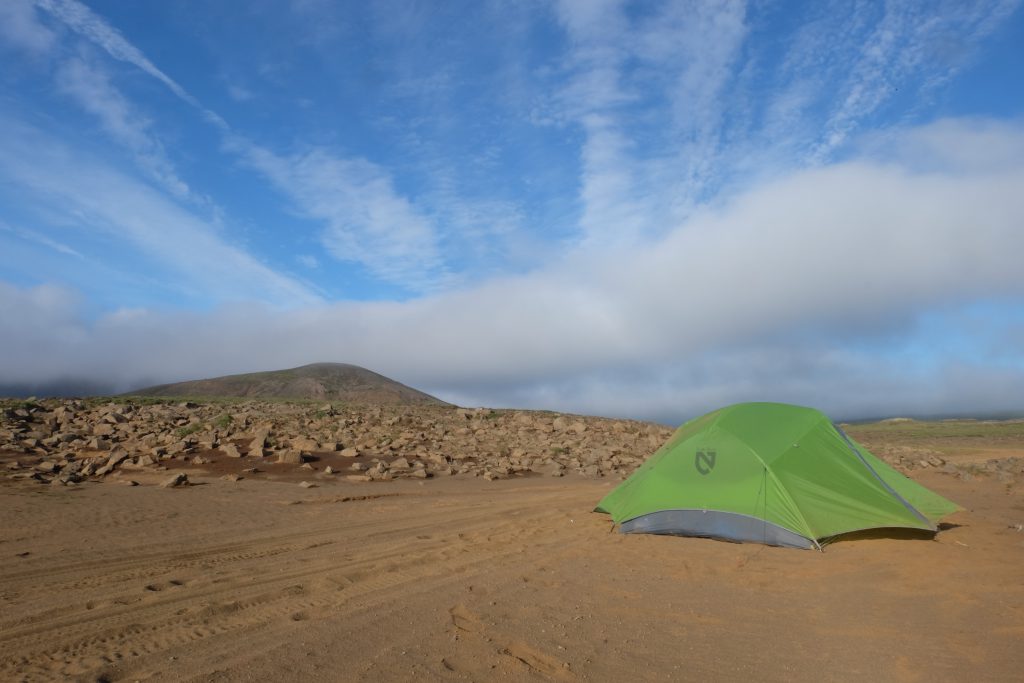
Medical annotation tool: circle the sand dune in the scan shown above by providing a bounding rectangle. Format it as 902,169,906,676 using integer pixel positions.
1,468,1022,682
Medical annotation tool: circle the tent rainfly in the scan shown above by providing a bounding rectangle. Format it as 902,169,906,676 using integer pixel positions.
595,402,959,550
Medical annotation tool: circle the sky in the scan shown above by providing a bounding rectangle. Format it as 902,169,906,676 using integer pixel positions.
1,0,1023,423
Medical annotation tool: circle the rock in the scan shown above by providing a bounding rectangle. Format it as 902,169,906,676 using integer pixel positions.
276,450,306,464
160,473,188,488
407,469,428,479
300,463,314,470
247,428,269,456
324,465,335,474
298,481,317,488
35,461,59,473
124,480,139,486
95,448,130,476
346,475,372,482
340,447,359,458
136,454,156,467
220,443,242,458
292,436,319,452
191,456,208,465
390,456,411,471
349,462,367,471
221,474,242,482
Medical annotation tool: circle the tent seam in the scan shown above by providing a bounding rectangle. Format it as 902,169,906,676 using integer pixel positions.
730,426,822,549
834,426,935,530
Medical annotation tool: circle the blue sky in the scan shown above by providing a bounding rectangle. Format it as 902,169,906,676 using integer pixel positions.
1,0,1023,422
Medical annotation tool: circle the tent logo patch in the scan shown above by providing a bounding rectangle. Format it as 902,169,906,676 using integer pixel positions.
695,449,716,475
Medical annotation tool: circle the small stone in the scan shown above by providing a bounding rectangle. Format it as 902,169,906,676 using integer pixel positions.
298,481,317,488
160,473,188,488
346,475,372,482
324,466,335,474
300,463,314,470
340,447,359,458
220,443,242,458
221,474,241,482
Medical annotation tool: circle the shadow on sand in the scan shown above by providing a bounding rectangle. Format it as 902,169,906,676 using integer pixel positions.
824,522,963,546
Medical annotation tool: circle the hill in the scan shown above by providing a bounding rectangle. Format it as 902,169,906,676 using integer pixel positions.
128,363,448,406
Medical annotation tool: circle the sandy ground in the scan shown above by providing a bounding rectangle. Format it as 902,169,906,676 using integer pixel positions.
1,468,1022,682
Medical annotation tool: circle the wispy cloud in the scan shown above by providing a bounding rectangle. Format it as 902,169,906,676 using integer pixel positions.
0,116,320,308
55,55,192,199
551,0,749,246
35,0,227,127
34,0,456,292
231,139,447,292
0,0,55,56
0,219,83,258
809,0,1023,158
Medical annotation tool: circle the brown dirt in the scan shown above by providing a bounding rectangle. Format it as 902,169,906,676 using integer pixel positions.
1,468,1022,682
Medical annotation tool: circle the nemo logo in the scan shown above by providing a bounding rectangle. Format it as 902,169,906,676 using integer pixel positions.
695,449,716,475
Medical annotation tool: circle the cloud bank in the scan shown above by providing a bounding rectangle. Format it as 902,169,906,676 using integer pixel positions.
3,118,1022,421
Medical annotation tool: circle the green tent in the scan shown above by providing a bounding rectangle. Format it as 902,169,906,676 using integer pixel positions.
595,402,959,549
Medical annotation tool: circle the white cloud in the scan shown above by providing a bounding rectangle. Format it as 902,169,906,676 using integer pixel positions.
231,139,447,292
55,56,192,198
3,118,1022,420
35,0,228,128
0,117,320,308
813,0,1022,158
30,1,450,293
0,0,55,56
552,0,750,246
0,219,82,258
296,254,319,269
